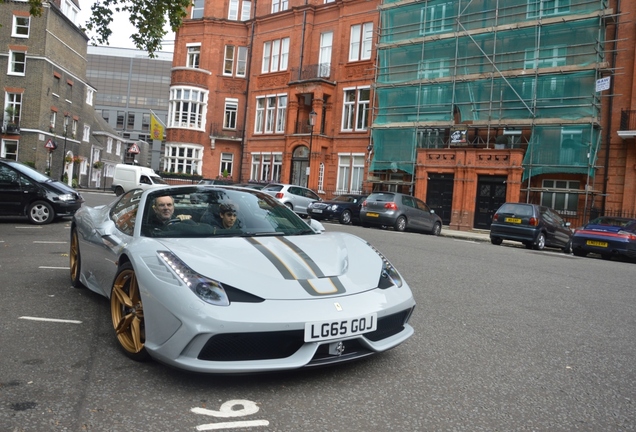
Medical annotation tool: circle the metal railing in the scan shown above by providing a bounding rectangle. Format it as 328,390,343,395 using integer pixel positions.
290,64,334,81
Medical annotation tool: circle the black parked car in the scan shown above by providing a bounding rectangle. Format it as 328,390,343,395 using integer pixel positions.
490,202,572,253
0,158,84,224
307,194,368,225
360,192,442,235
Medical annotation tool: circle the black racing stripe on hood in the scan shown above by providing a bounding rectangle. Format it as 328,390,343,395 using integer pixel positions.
245,237,296,280
275,236,325,278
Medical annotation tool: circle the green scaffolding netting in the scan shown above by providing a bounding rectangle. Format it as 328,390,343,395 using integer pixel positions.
377,18,604,85
374,70,600,124
371,128,417,174
380,0,608,44
522,125,600,180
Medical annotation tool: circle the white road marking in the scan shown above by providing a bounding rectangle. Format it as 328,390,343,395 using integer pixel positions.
196,420,269,431
192,400,269,430
16,226,42,229
39,266,70,269
19,316,82,324
452,239,479,244
34,241,67,244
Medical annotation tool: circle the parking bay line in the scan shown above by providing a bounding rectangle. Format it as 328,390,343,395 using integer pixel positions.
19,316,82,324
39,266,70,269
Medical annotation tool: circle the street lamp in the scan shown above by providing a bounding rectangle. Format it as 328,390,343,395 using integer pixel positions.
308,110,317,186
60,113,69,182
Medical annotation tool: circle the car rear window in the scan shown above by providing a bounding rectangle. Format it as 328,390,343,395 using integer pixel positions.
497,203,533,216
262,185,283,191
367,193,395,202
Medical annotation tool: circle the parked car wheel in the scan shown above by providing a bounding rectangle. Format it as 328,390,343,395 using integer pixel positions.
114,186,125,196
110,263,150,362
491,237,503,245
562,240,573,254
430,222,442,236
534,232,546,250
285,202,293,210
28,201,54,225
339,209,352,225
394,216,407,232
70,229,84,288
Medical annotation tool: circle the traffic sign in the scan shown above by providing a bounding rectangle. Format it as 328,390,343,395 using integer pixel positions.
128,143,140,154
45,139,57,150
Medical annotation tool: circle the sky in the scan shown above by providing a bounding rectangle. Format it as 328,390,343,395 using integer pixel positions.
77,2,174,51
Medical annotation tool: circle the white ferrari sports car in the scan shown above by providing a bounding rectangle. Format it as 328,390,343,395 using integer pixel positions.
70,185,415,373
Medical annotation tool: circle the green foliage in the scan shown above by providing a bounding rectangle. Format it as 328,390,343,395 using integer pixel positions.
84,0,190,57
0,0,189,57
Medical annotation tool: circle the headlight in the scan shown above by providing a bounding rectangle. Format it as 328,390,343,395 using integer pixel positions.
368,243,403,288
57,193,75,202
329,205,339,211
158,251,229,306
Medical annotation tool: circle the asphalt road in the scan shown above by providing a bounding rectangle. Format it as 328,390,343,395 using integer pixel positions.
1,191,635,431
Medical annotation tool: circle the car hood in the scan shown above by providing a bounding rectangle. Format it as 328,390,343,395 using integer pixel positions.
151,232,384,300
41,179,83,200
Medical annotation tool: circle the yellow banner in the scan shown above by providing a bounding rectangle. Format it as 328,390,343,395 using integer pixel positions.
150,113,165,141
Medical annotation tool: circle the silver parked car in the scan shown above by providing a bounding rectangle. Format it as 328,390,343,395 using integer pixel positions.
360,192,442,235
261,183,321,215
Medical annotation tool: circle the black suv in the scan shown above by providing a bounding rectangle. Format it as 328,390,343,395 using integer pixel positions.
490,203,572,253
0,158,84,224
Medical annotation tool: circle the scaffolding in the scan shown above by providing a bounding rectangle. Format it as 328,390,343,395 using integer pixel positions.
371,0,610,180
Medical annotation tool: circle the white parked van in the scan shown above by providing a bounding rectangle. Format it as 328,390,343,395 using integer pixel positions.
111,164,167,196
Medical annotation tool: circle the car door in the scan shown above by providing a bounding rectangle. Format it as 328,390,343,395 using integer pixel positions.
0,164,32,216
548,209,571,247
414,198,435,231
400,195,420,230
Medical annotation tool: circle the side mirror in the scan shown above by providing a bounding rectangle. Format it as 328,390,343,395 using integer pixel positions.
306,218,326,232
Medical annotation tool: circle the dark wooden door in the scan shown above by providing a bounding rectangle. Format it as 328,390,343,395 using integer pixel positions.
426,174,454,225
474,176,507,229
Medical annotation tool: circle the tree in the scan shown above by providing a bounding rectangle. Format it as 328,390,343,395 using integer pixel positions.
1,0,191,57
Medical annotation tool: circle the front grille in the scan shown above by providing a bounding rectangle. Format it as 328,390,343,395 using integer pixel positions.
364,309,411,342
198,330,304,361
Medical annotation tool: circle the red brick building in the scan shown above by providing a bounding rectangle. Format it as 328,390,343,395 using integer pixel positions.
169,0,376,195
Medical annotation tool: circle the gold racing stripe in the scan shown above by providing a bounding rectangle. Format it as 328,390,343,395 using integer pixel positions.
246,237,346,296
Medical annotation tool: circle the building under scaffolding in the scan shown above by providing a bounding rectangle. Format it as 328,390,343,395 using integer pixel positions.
370,0,612,230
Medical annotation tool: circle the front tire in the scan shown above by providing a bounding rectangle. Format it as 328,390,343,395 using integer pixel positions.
394,216,407,232
70,229,84,288
114,186,124,196
491,237,503,245
28,201,54,225
430,222,442,236
533,232,546,250
339,209,352,225
110,263,150,362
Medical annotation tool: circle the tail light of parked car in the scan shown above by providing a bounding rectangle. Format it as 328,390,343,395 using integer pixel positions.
618,230,636,240
529,217,538,226
275,192,284,199
384,202,398,210
361,200,367,207
492,213,499,221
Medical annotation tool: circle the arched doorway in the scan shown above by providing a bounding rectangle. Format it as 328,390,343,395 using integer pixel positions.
290,145,309,187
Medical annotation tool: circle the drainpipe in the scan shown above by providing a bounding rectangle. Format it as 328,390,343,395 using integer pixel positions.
602,0,620,213
299,8,307,81
238,0,257,182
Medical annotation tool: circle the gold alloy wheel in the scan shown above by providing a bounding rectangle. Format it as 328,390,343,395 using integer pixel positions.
110,265,147,359
70,230,80,286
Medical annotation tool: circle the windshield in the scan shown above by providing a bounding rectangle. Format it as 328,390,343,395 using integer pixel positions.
7,160,50,182
141,187,316,238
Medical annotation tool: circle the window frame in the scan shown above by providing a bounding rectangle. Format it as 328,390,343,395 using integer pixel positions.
261,38,290,73
224,98,238,130
8,50,27,76
341,86,370,132
12,15,30,38
168,86,208,130
220,152,234,177
349,22,373,62
540,179,580,215
186,44,201,68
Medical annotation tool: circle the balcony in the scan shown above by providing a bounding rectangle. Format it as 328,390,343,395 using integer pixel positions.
618,109,636,139
209,122,243,140
290,64,335,82
3,123,20,135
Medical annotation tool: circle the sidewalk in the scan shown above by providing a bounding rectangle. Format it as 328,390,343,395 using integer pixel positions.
440,226,491,242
